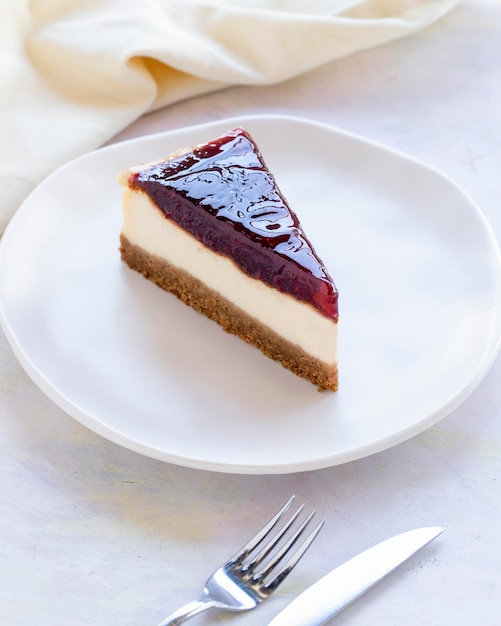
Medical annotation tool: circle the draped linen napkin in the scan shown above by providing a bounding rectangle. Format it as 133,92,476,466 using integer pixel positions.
0,0,458,234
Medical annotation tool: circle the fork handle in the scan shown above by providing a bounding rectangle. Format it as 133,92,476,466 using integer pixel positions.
156,598,216,626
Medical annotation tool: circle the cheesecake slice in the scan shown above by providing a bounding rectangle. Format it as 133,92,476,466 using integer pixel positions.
119,128,338,390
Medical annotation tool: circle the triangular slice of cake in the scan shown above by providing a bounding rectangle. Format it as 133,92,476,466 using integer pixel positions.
119,128,338,390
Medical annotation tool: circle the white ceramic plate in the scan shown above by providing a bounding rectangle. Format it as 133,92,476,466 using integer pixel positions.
1,115,500,474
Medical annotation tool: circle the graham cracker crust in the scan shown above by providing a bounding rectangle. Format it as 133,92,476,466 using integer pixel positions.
120,235,338,391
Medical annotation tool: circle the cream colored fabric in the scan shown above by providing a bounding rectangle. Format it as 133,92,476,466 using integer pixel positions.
0,0,458,233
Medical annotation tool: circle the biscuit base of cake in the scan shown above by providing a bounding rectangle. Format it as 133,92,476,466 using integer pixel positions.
120,235,338,392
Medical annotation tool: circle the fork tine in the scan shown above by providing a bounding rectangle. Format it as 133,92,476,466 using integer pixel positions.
230,495,296,565
262,518,325,592
253,510,317,580
243,504,305,573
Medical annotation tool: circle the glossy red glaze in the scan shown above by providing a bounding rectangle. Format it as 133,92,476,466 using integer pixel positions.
130,128,338,320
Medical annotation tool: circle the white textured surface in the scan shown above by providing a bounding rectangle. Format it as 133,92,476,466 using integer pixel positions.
1,2,501,625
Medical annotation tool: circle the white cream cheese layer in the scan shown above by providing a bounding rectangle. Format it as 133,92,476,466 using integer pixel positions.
121,188,337,365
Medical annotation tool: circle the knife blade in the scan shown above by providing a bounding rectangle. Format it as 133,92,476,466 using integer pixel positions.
268,526,443,626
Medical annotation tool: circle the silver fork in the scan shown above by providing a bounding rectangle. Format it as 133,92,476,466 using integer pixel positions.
157,496,324,626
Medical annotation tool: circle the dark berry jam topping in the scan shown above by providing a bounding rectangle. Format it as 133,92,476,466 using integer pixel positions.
130,128,338,320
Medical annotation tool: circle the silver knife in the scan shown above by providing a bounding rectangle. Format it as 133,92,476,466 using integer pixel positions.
268,526,443,626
